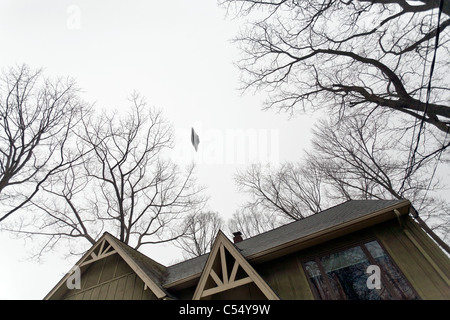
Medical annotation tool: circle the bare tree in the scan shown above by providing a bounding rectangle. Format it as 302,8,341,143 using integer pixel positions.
0,65,87,222
220,0,450,133
233,111,450,243
235,161,327,221
175,211,224,259
227,205,290,238
2,93,207,258
308,113,446,200
222,0,450,246
307,112,450,243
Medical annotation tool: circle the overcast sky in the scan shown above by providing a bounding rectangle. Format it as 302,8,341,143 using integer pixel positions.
0,0,321,299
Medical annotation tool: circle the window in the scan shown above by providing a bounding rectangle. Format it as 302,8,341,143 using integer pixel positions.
303,240,419,300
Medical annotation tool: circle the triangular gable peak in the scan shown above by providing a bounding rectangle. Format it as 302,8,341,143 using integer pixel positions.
44,232,168,300
192,230,279,300
79,236,117,267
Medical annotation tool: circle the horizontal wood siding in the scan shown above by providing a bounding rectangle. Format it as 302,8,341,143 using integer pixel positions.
62,253,157,300
373,218,450,299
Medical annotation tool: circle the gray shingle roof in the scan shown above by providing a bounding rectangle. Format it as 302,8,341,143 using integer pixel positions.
164,254,209,286
234,199,407,257
163,199,409,286
111,237,168,283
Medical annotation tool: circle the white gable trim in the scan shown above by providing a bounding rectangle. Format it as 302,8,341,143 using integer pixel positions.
192,230,279,300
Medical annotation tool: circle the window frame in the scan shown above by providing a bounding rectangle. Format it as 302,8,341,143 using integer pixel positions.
301,237,420,300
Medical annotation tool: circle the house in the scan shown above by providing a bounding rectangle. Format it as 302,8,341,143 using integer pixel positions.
44,199,450,300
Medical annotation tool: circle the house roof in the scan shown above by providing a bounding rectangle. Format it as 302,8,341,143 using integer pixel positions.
44,199,411,299
105,234,174,298
163,199,410,287
235,199,408,257
110,236,168,284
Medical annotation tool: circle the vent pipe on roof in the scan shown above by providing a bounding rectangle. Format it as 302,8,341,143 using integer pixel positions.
233,231,243,244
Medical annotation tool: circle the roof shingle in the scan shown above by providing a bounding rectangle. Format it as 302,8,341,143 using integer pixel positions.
163,199,409,286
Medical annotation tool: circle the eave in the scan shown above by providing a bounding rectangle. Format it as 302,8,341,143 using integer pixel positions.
163,199,411,290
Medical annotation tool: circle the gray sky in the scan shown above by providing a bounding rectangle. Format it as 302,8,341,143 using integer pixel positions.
0,0,318,299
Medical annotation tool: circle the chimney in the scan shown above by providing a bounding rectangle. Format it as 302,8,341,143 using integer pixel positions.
233,231,243,244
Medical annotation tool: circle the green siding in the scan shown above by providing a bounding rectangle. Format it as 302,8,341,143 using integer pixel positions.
257,255,314,300
99,254,119,282
98,282,110,299
254,230,375,300
123,274,137,299
373,218,450,299
59,216,449,300
106,279,118,299
252,217,450,300
115,257,133,277
114,275,128,299
83,258,105,289
61,253,158,300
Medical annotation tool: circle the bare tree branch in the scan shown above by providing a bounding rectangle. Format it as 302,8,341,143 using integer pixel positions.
174,211,224,259
3,93,208,259
221,0,450,133
0,65,88,222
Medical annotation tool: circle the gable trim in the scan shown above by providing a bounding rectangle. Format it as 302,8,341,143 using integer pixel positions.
192,230,279,300
44,233,167,300
79,238,117,267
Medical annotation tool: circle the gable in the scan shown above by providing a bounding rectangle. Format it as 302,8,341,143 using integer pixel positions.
44,234,169,300
192,231,279,300
61,252,158,300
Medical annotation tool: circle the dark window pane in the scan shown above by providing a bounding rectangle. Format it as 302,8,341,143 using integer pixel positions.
320,246,391,300
303,240,418,300
304,260,334,299
364,241,419,300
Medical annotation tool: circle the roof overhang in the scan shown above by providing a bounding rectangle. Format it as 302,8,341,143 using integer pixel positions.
246,199,411,263
164,199,411,290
